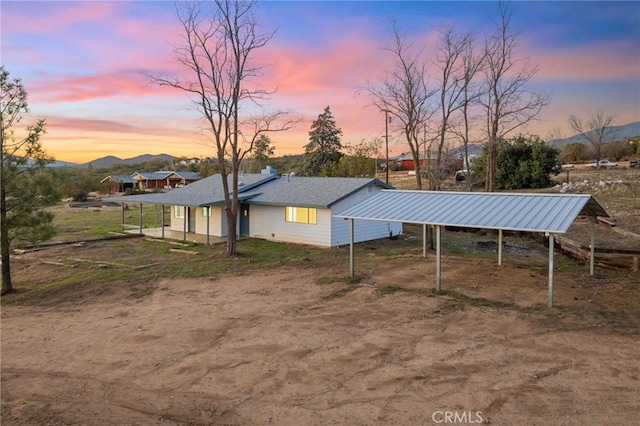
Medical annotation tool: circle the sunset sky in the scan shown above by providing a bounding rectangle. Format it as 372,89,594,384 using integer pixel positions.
2,1,639,164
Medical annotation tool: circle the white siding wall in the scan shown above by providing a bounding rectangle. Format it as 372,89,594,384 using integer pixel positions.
247,185,402,247
331,187,403,247
170,206,187,233
249,205,333,247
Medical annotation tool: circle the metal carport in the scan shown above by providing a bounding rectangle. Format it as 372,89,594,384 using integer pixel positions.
334,190,609,307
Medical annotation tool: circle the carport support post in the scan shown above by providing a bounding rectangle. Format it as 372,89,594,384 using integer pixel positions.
183,207,187,241
120,202,125,231
498,229,503,266
590,215,595,276
349,219,355,278
423,224,427,257
206,207,210,245
436,225,442,292
138,203,143,235
161,205,165,238
548,233,555,308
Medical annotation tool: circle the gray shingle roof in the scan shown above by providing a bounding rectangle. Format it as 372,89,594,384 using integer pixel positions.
334,190,609,233
109,173,277,206
108,175,392,208
242,176,393,208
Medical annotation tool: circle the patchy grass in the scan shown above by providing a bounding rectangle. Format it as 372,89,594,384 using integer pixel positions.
6,200,631,310
47,203,168,242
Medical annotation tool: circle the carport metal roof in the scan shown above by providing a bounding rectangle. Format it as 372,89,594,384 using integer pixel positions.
334,190,608,233
334,190,610,308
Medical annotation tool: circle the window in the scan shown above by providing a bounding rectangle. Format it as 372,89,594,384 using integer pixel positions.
174,206,185,219
285,206,317,224
202,207,211,217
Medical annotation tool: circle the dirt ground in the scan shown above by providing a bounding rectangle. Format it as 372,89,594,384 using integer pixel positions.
2,241,639,425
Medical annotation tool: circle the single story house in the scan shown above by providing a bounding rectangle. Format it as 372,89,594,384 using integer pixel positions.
110,168,403,247
394,152,437,171
129,171,201,190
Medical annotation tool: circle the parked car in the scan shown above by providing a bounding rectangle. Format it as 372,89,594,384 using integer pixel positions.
631,159,639,168
586,159,618,168
455,170,472,183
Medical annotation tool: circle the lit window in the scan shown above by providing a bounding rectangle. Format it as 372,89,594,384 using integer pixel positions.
175,206,185,219
285,207,317,224
202,207,211,217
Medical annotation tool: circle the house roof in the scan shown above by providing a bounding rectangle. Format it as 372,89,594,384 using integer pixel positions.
108,174,391,209
242,176,393,208
173,171,200,180
132,171,174,180
334,190,609,234
109,173,278,207
100,175,137,184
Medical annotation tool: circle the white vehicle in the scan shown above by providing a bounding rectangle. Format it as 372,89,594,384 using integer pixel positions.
586,160,618,168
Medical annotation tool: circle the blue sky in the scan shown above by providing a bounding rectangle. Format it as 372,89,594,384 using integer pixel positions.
2,1,639,163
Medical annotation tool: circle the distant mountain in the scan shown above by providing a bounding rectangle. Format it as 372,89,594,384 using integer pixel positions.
81,155,123,168
46,159,80,168
80,153,177,168
549,121,640,148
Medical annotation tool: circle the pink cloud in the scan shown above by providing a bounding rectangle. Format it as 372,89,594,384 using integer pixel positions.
2,2,120,34
26,70,183,104
528,40,639,81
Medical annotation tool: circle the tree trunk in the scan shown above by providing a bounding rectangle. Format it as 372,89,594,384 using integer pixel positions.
1,213,12,295
425,226,434,251
226,217,237,256
225,201,238,256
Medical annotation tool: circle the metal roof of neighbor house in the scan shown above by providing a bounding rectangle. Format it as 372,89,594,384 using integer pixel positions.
334,190,609,234
173,171,201,180
242,177,393,208
132,172,174,180
100,175,137,184
109,173,277,207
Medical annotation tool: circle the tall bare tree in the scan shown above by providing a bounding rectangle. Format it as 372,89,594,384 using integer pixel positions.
568,111,614,169
366,21,436,190
430,26,474,190
1,67,58,294
454,34,486,190
480,2,549,191
150,1,294,255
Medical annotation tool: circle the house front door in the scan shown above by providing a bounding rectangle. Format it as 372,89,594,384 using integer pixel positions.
240,204,250,235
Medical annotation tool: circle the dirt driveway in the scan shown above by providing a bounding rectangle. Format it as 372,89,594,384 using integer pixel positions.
2,251,639,425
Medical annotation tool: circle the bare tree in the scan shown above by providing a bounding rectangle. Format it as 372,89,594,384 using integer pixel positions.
480,2,549,191
366,20,436,190
150,1,295,255
454,35,486,191
430,26,475,190
568,111,615,169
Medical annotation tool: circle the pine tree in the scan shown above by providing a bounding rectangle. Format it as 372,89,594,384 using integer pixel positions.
301,106,343,176
1,67,59,294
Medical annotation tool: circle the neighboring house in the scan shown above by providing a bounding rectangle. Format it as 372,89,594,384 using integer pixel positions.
130,171,201,190
100,175,137,194
110,168,402,247
394,152,437,171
